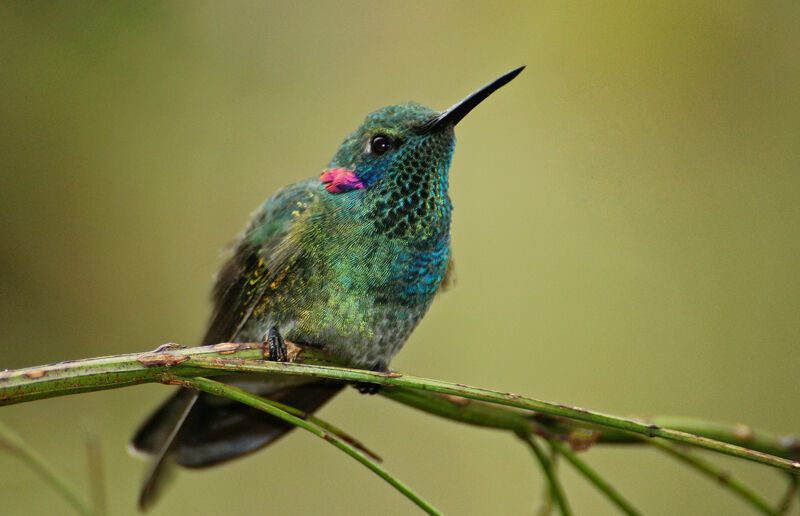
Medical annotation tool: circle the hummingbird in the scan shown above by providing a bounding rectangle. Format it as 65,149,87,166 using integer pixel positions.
130,66,524,509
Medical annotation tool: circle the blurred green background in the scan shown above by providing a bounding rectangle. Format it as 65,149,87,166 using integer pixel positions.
1,2,799,515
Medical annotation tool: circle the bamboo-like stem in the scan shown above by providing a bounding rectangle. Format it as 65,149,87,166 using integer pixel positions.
186,355,800,473
638,416,800,463
549,440,643,516
1,342,799,473
776,473,797,515
173,376,441,515
649,439,778,516
522,435,572,516
379,386,800,461
219,381,382,462
82,428,107,516
0,419,96,516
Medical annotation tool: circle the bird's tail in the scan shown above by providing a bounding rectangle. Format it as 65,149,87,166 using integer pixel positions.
130,381,343,510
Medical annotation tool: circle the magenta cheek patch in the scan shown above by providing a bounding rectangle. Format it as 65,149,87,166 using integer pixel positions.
320,168,365,194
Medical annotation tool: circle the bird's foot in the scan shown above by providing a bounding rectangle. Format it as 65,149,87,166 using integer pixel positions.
354,361,387,395
266,326,288,362
356,382,381,395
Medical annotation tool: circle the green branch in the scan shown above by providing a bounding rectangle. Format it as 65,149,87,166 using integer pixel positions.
522,436,572,516
649,439,778,515
172,376,440,515
2,341,800,514
2,342,798,473
549,439,643,516
0,419,96,516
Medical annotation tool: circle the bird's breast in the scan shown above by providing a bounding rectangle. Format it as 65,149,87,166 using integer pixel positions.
257,230,450,367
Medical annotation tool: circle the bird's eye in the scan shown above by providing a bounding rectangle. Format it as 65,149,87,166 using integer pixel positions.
370,135,391,155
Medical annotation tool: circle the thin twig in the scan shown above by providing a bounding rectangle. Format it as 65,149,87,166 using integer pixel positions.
172,376,442,516
183,354,800,474
522,435,572,516
83,427,107,516
776,473,797,515
650,439,778,516
0,419,95,516
1,343,799,472
247,390,382,462
549,440,643,516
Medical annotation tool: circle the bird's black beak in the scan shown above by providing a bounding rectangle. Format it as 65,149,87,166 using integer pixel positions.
418,66,525,134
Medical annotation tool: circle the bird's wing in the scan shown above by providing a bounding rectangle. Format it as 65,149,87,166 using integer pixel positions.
201,178,319,346
134,178,328,510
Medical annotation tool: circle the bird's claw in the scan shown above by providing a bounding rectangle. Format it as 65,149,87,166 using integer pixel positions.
266,326,288,362
354,361,387,395
355,382,381,395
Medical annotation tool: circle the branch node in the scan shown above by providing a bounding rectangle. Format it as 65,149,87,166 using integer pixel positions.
732,423,754,442
211,343,239,354
779,436,800,458
283,340,302,362
566,429,601,452
137,354,189,368
443,394,470,406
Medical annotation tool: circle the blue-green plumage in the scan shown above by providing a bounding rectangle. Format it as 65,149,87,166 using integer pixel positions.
131,67,523,508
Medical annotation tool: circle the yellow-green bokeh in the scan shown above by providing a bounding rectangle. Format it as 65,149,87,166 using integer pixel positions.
1,2,799,514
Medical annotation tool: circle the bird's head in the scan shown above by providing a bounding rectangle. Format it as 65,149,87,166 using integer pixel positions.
321,67,524,240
